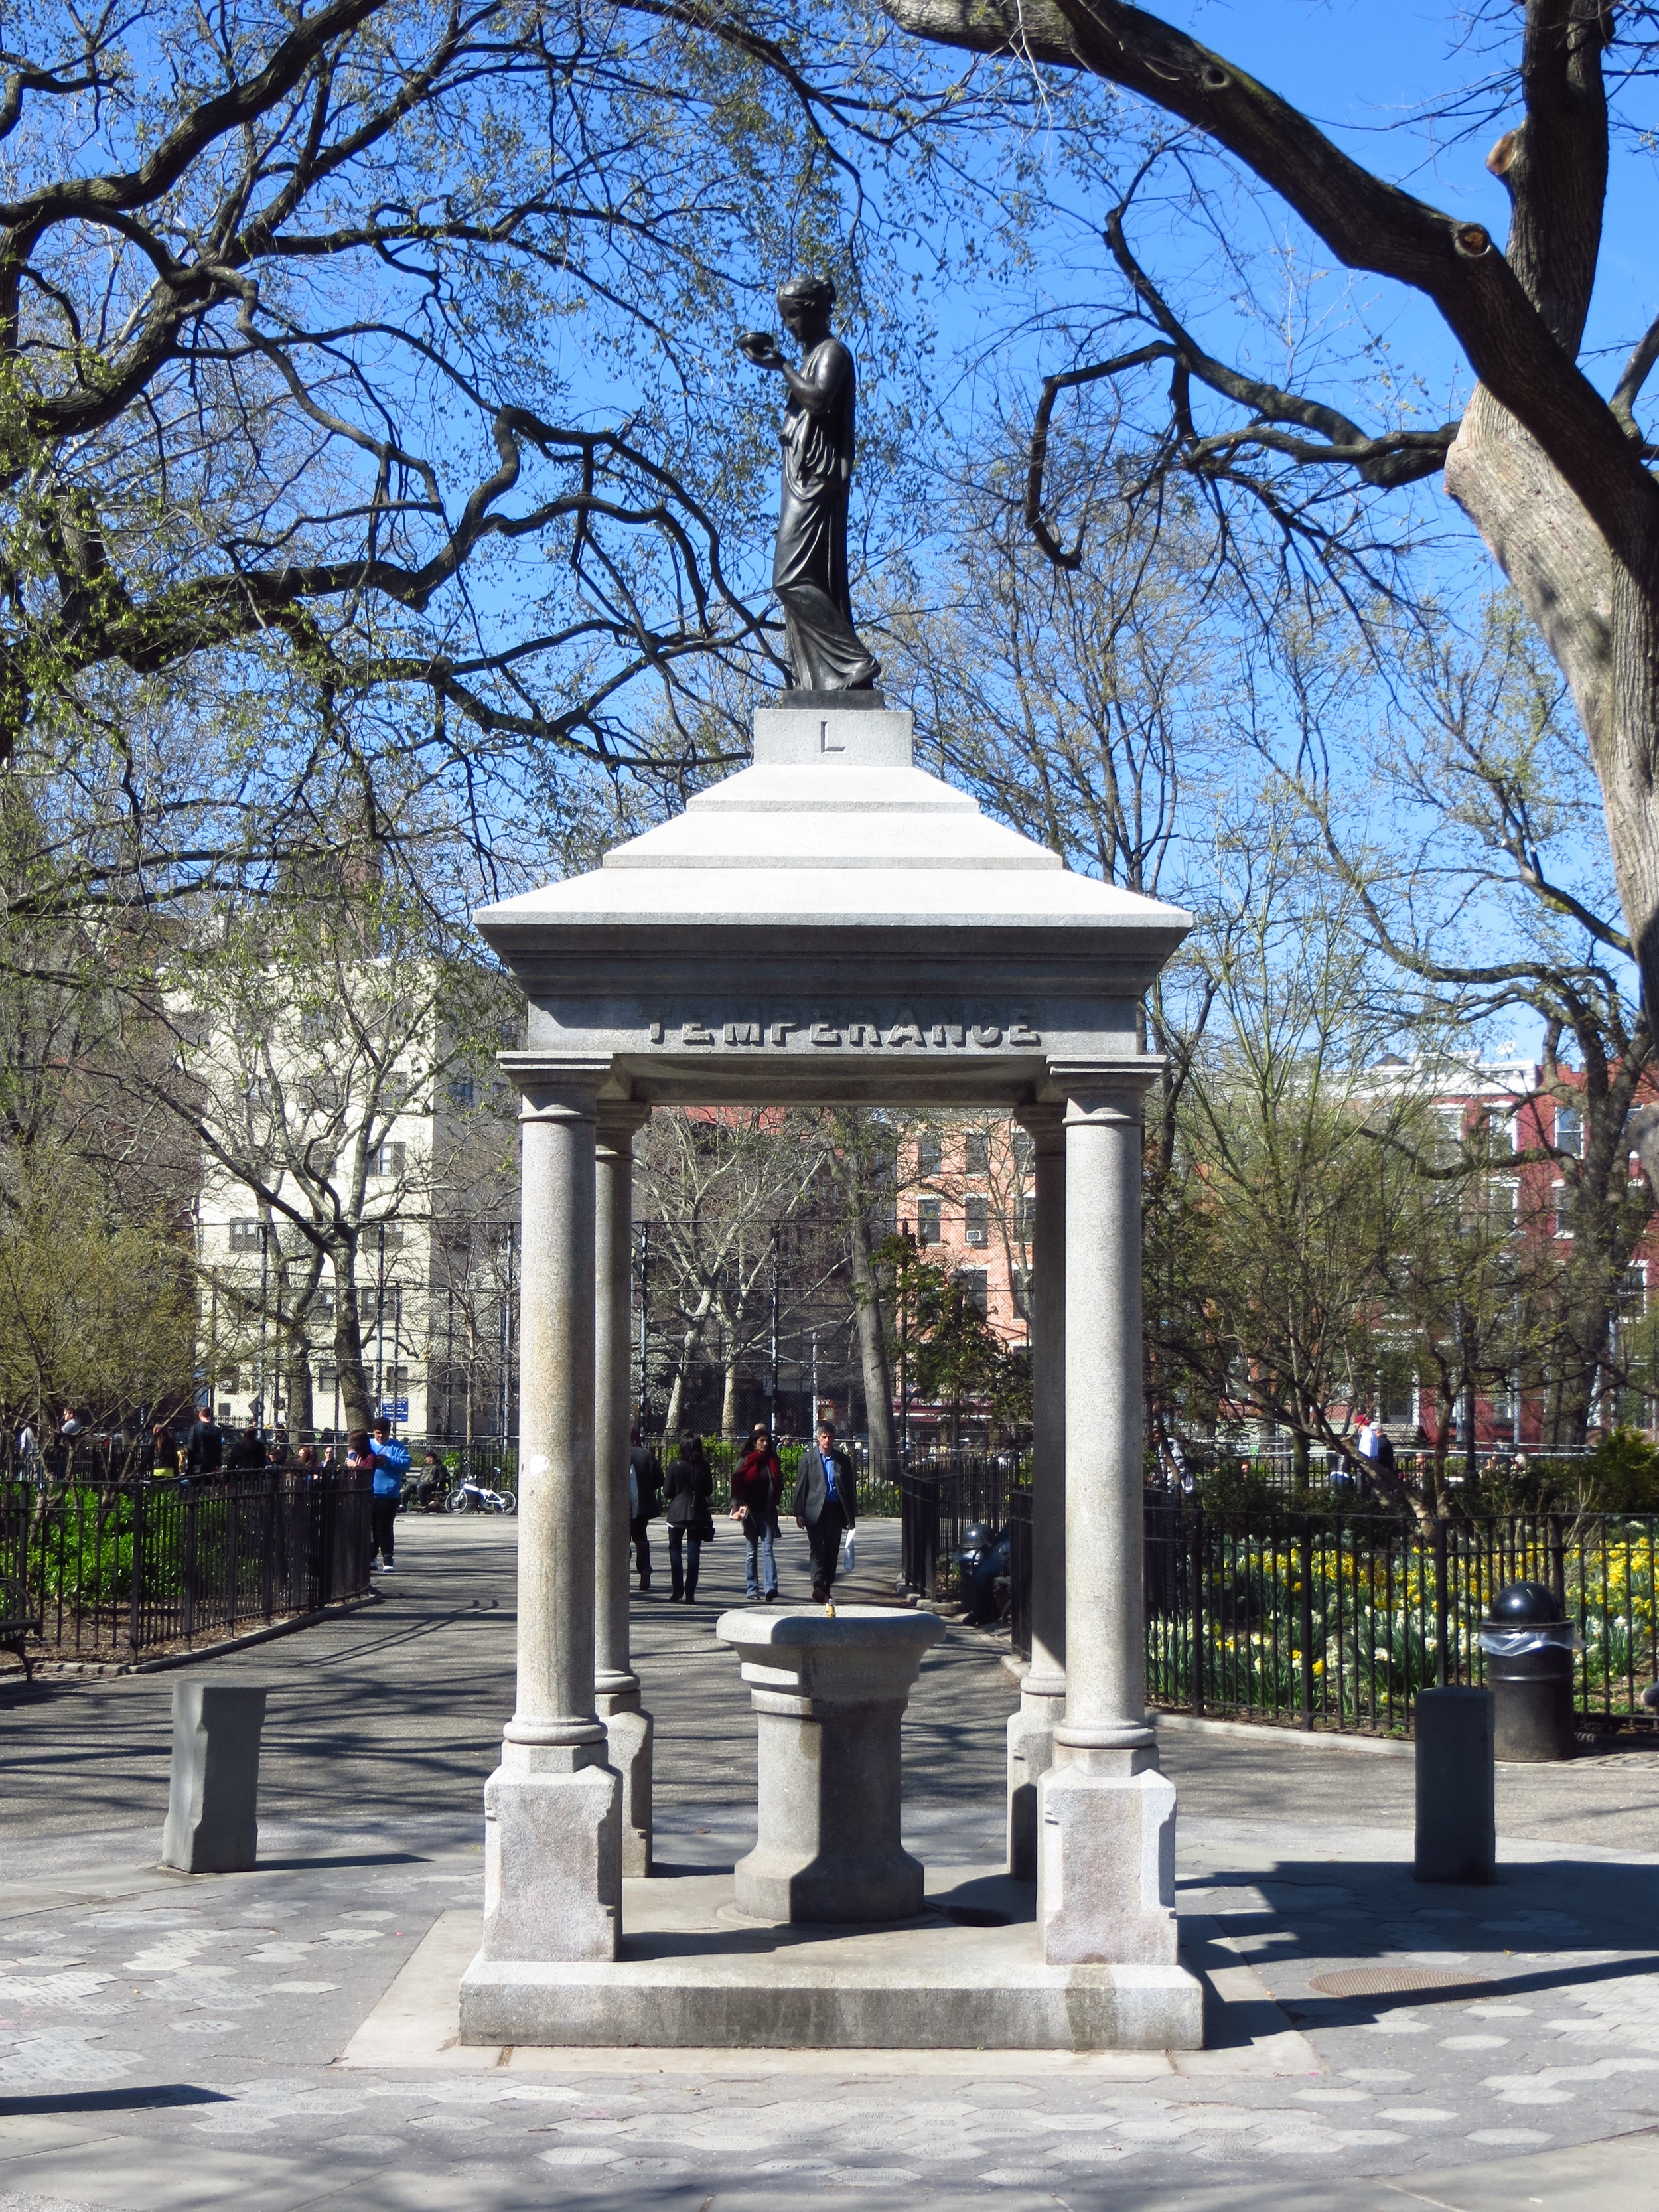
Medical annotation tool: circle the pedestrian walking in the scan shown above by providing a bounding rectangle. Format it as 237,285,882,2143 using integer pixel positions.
184,1404,223,1480
795,1419,856,1604
731,1423,781,1601
17,1418,44,1493
224,1426,267,1471
664,1435,713,1603
628,1426,659,1591
368,1418,409,1572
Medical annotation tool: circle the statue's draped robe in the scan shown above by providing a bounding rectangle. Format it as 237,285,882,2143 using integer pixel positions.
773,338,879,692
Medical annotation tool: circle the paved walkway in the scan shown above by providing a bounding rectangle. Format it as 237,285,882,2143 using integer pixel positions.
0,1515,1654,2209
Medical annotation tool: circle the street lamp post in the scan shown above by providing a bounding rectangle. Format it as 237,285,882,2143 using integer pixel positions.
376,1221,388,1423
255,1222,270,1429
768,1228,779,1413
636,1222,650,1432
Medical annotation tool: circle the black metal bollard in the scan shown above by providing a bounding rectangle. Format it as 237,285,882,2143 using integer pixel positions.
1480,1580,1577,1763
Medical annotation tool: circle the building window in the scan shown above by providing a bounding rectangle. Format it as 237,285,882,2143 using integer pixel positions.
219,1370,241,1394
228,1218,262,1252
1621,1264,1648,1320
1555,1104,1583,1156
368,1221,405,1251
916,1132,942,1178
368,1142,407,1179
1430,1106,1465,1165
916,1198,941,1246
1018,1191,1036,1239
964,1132,989,1177
955,1269,989,1317
314,1290,335,1320
499,1019,521,1049
447,1078,476,1108
316,1363,339,1390
1488,1179,1520,1236
1013,1130,1034,1171
964,1195,989,1247
1013,1267,1031,1319
1551,1181,1573,1239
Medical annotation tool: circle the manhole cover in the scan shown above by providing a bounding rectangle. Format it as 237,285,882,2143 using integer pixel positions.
1309,1966,1492,1998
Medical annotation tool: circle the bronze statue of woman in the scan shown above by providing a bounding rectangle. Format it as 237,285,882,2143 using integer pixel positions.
738,276,881,695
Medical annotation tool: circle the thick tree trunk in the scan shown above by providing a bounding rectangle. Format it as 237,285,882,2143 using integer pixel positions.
1446,394,1659,1019
285,1339,315,1438
332,1250,372,1434
847,1200,898,1480
721,1357,739,1439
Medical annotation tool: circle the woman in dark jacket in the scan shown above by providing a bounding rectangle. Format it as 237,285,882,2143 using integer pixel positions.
664,1436,713,1602
729,1424,781,1601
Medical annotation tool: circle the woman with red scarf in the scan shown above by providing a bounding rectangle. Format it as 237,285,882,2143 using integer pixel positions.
729,1423,782,1602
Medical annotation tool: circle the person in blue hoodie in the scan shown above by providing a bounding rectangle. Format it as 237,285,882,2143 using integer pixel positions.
369,1418,411,1573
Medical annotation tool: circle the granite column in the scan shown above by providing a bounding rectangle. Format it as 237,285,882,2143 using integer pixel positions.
480,1067,621,1964
595,1102,653,1876
1007,1104,1065,1879
1037,1067,1178,1966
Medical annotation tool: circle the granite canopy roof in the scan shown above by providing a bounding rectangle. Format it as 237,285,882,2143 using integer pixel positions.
474,706,1190,1106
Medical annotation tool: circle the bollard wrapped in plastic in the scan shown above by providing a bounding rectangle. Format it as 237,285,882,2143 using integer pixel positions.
1477,1621,1582,1656
1479,1580,1579,1761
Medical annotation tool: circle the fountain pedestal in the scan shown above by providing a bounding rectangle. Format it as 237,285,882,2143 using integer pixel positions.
715,1606,945,1924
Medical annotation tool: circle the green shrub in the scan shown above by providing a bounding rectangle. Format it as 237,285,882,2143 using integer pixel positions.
1583,1428,1659,1514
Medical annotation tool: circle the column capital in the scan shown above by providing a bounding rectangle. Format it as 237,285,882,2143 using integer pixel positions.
595,1101,651,1152
1052,1059,1164,1124
501,1054,612,1120
1013,1102,1066,1149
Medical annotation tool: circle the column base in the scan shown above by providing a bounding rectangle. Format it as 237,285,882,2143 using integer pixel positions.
1037,1751,1179,1967
481,1752,622,1963
595,1690,654,1878
1006,1682,1064,1881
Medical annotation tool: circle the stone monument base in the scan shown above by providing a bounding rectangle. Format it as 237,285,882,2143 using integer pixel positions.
459,1864,1202,2051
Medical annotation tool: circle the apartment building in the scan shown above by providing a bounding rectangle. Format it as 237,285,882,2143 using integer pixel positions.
187,967,521,1443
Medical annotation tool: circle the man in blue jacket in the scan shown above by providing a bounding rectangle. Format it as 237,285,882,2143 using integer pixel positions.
794,1420,857,1604
369,1418,411,1573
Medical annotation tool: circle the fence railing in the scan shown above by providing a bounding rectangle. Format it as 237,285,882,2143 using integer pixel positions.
0,1472,373,1668
1143,1502,1657,1735
899,1459,1024,1600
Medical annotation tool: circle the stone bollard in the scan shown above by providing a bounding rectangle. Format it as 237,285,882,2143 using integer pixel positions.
1413,1686,1496,1885
161,1682,268,1874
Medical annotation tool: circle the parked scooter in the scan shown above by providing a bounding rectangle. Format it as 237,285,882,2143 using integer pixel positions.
955,1520,1012,1626
445,1471,518,1515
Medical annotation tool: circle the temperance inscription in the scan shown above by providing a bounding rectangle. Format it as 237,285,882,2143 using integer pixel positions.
646,1017,1042,1049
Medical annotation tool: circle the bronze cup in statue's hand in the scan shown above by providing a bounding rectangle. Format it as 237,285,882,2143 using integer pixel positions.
738,329,782,363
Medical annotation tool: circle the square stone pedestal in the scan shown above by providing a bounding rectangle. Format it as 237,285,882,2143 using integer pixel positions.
595,1698,654,1878
480,1755,622,1964
1038,1757,1180,1966
459,1862,1203,2050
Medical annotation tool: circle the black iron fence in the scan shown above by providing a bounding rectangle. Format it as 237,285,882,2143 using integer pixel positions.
900,1459,1025,1601
1142,1501,1658,1736
0,1471,373,1669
